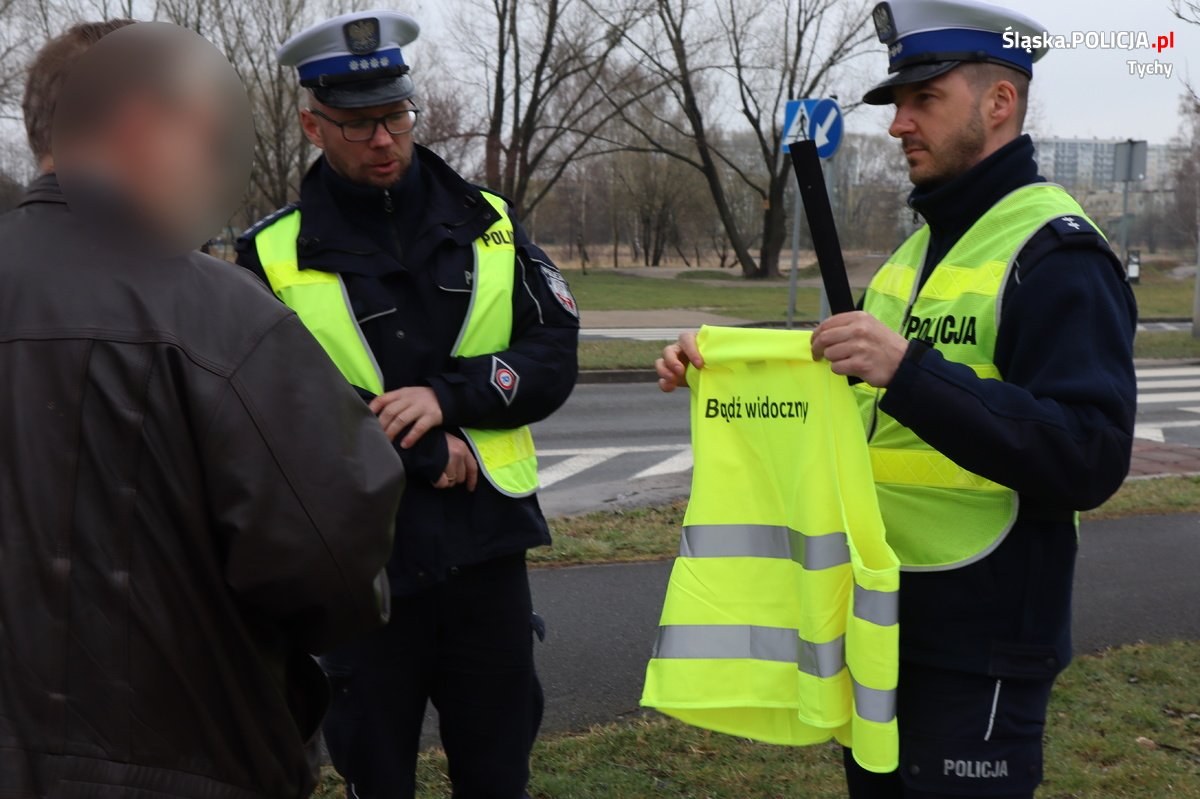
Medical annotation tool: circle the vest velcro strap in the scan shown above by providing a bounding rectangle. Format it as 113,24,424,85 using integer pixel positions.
870,448,1005,491
679,525,850,570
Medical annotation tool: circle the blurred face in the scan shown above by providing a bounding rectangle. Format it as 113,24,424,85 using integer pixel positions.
301,98,417,188
52,23,253,254
83,77,241,250
889,69,987,189
128,85,230,235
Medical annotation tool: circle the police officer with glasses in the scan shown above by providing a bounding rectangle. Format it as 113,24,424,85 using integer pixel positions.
237,11,580,798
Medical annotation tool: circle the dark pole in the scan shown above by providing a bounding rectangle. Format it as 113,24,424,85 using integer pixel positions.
789,139,854,315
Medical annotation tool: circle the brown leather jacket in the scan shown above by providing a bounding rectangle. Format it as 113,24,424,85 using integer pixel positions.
0,175,404,798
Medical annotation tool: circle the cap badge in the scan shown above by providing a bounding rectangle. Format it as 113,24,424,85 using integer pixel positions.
344,18,380,55
872,3,895,42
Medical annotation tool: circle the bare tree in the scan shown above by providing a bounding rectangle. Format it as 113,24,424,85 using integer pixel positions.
0,0,30,118
414,52,479,175
450,0,645,216
597,0,874,278
1173,0,1200,25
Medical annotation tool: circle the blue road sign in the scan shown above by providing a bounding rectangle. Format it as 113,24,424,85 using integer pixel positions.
782,97,843,159
808,98,843,159
782,99,817,153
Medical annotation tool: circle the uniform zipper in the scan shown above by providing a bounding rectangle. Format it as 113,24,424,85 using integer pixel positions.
383,190,404,263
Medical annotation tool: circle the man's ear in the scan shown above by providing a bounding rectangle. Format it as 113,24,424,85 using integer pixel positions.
987,80,1019,132
300,108,324,150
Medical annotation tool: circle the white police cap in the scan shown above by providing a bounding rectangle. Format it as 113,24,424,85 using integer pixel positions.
864,0,1047,105
277,10,420,109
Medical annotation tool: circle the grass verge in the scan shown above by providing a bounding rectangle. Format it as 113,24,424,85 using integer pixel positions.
532,501,686,566
1135,330,1200,360
1088,475,1200,519
571,271,820,322
314,640,1200,798
578,340,670,371
1133,280,1194,320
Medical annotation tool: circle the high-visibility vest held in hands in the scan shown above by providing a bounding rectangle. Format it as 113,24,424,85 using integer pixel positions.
857,184,1097,570
252,191,539,497
642,326,900,774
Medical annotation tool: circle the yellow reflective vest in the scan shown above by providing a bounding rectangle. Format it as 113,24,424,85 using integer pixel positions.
857,184,1098,569
251,191,539,497
642,326,900,774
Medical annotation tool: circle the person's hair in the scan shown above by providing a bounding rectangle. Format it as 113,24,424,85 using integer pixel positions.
22,19,136,163
961,61,1030,131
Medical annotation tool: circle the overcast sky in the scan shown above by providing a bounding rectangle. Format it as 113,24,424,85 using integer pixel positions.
402,0,1193,145
846,0,1193,143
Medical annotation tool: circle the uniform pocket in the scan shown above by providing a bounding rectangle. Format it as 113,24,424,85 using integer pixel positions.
989,641,1062,680
434,255,474,293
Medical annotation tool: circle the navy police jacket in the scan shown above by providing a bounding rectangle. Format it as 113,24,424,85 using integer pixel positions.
237,145,580,596
878,134,1138,678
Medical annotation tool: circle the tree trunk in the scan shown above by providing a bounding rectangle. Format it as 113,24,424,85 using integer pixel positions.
757,175,789,279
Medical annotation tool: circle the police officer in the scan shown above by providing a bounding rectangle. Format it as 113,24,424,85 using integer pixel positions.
657,1,1137,796
236,11,580,798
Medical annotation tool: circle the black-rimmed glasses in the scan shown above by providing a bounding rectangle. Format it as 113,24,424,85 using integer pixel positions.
308,107,421,142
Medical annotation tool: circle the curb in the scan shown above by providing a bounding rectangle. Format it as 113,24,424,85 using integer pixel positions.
577,369,659,385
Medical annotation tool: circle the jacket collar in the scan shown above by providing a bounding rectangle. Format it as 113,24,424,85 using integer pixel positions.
907,134,1042,237
19,173,67,206
296,144,501,274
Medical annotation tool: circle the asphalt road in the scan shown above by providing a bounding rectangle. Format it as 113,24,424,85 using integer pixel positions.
528,513,1200,736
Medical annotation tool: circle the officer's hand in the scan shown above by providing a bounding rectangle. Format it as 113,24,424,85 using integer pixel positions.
370,387,444,448
656,331,703,393
811,311,909,388
433,433,479,491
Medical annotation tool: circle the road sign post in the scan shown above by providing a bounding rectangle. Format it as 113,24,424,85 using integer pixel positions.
783,97,844,327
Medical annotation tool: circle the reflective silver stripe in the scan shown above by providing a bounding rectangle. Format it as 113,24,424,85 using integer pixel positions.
798,636,846,678
679,525,793,559
655,626,895,722
652,624,798,663
678,525,850,570
800,532,851,570
853,585,899,627
853,679,897,724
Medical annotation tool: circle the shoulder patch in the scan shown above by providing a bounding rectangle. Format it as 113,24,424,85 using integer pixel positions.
1046,215,1100,239
490,356,520,406
238,203,300,241
535,259,579,318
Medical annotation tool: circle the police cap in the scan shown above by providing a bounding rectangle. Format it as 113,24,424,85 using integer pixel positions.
277,10,420,109
864,0,1047,106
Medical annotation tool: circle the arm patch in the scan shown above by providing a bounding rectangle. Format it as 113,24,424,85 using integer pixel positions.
536,260,579,318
